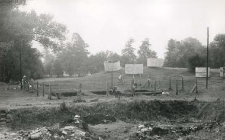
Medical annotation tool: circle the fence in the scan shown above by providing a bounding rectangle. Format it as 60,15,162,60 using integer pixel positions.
15,73,209,100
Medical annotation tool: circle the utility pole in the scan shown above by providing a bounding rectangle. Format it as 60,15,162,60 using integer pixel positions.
20,40,23,89
111,68,113,88
206,27,209,89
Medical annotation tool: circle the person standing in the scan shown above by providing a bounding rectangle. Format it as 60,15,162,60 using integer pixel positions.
132,83,137,96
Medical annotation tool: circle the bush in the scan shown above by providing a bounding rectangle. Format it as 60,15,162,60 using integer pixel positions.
188,54,205,72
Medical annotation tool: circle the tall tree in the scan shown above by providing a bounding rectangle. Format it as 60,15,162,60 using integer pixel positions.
0,4,67,82
86,51,121,73
43,49,55,76
121,38,136,66
209,34,225,68
137,38,157,66
58,33,89,76
53,58,63,77
164,38,204,68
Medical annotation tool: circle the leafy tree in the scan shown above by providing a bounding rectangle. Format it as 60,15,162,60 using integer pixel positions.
164,39,181,67
88,51,109,72
43,49,55,76
164,38,204,68
108,52,121,62
209,34,225,68
0,3,67,82
137,38,157,66
53,58,63,77
188,54,206,72
121,38,136,66
58,33,89,76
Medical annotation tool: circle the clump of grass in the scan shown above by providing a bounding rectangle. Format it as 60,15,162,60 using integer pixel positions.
73,97,86,103
59,101,68,111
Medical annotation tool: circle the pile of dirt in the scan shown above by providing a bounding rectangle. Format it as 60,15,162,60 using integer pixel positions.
83,114,116,125
8,99,225,131
130,120,222,140
91,91,106,95
1,125,101,140
0,82,7,86
197,99,225,123
61,92,77,97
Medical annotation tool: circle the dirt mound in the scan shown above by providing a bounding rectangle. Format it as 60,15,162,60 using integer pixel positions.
197,100,225,123
0,82,7,86
83,114,116,125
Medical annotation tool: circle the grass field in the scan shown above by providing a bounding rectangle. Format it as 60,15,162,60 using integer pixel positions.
0,67,224,109
1,67,225,140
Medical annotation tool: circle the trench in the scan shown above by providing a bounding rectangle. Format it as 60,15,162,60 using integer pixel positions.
60,90,161,96
5,99,225,139
8,99,225,130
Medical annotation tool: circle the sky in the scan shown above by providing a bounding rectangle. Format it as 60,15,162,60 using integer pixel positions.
22,0,225,58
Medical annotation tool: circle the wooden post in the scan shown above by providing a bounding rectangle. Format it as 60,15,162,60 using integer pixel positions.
147,80,150,88
169,77,172,90
111,69,113,89
158,80,161,89
28,81,30,92
139,74,142,86
196,78,198,93
176,80,178,95
154,80,157,94
206,27,209,89
42,82,45,97
79,83,82,93
79,83,82,100
181,77,184,91
133,74,135,85
48,83,51,100
31,81,34,93
27,82,29,91
106,82,109,96
37,81,39,96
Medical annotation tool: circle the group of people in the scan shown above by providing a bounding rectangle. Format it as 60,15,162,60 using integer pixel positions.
20,75,35,91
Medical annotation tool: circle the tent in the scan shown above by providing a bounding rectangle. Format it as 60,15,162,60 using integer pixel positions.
147,58,164,67
125,64,143,74
104,61,121,72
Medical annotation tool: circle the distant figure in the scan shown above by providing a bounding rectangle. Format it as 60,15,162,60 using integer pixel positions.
22,75,26,89
73,115,88,131
132,83,137,96
147,75,151,87
113,86,121,99
18,81,21,89
113,86,117,95
30,78,34,91
118,74,124,84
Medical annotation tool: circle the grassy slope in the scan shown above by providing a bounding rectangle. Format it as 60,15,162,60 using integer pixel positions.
36,67,192,91
0,67,225,109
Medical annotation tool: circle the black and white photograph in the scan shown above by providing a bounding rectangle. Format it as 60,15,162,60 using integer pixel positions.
0,0,225,139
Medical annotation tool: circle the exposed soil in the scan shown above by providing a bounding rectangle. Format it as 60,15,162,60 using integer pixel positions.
2,99,225,139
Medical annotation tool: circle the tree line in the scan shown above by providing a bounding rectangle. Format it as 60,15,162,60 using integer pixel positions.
44,38,157,77
1,1,225,82
0,2,66,82
164,35,225,72
0,1,157,81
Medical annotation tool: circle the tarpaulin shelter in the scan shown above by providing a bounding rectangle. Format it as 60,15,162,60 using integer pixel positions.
147,58,164,67
104,61,121,72
125,64,143,74
195,67,211,77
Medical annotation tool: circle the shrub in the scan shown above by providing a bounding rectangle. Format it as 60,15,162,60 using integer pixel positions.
188,54,205,72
